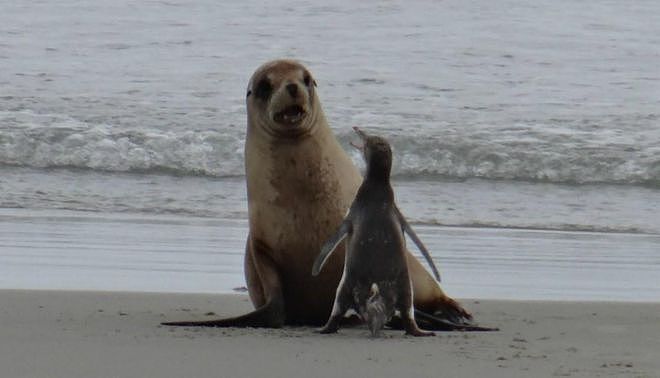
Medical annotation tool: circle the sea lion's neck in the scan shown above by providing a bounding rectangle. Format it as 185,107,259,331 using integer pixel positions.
245,110,346,178
246,107,322,148
244,108,362,248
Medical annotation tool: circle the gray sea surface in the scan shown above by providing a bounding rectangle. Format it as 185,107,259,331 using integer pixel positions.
1,0,659,299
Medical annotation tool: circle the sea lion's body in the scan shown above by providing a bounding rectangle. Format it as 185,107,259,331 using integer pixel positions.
163,59,476,329
244,113,359,325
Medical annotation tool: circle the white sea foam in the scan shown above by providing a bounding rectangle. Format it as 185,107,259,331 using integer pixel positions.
2,109,658,186
0,110,245,176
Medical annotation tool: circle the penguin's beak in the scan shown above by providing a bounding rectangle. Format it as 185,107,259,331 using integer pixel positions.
351,126,367,150
353,126,368,140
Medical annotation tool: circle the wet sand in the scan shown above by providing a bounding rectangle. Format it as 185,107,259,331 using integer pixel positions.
1,290,658,378
2,208,659,301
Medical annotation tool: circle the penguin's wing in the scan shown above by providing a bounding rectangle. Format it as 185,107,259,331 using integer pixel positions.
394,206,442,282
312,219,352,276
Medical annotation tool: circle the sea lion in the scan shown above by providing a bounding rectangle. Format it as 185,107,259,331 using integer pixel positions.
163,59,475,329
312,127,436,337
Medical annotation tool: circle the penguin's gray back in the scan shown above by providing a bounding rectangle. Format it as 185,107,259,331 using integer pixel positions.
344,190,408,290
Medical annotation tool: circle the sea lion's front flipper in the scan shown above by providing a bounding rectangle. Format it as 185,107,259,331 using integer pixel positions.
394,206,442,282
161,301,283,327
162,238,286,328
312,220,352,276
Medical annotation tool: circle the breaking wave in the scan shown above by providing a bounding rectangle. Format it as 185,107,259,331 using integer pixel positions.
0,110,245,177
1,110,659,187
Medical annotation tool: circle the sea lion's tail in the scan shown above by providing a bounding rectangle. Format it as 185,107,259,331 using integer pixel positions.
414,309,499,331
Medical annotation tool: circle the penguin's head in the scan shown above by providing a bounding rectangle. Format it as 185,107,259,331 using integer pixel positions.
352,127,392,179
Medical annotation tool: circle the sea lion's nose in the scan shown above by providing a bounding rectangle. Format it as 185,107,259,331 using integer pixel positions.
286,83,298,97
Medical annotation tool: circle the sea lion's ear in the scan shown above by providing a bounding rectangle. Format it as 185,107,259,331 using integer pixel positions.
303,73,315,88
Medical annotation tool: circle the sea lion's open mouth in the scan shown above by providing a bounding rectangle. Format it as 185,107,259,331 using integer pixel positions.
274,105,306,125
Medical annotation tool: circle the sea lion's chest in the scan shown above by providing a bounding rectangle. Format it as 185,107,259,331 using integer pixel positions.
247,140,353,261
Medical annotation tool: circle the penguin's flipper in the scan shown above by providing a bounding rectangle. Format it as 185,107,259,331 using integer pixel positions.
395,206,442,282
312,220,352,276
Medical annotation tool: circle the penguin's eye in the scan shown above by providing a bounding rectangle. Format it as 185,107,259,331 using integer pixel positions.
254,79,273,100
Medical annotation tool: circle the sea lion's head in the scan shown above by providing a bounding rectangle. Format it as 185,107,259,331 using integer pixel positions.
352,127,392,179
247,59,319,139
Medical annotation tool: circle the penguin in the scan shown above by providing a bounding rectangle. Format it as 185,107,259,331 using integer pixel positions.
312,127,440,337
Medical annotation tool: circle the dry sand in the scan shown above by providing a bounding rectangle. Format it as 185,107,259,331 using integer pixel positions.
1,290,658,378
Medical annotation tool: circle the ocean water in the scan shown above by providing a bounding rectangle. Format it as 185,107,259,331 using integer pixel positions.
1,0,659,300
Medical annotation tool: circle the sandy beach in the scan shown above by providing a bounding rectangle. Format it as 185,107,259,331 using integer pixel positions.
1,211,658,378
1,290,658,378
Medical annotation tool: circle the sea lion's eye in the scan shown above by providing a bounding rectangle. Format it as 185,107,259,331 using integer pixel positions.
246,90,252,98
303,75,311,87
254,79,272,100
